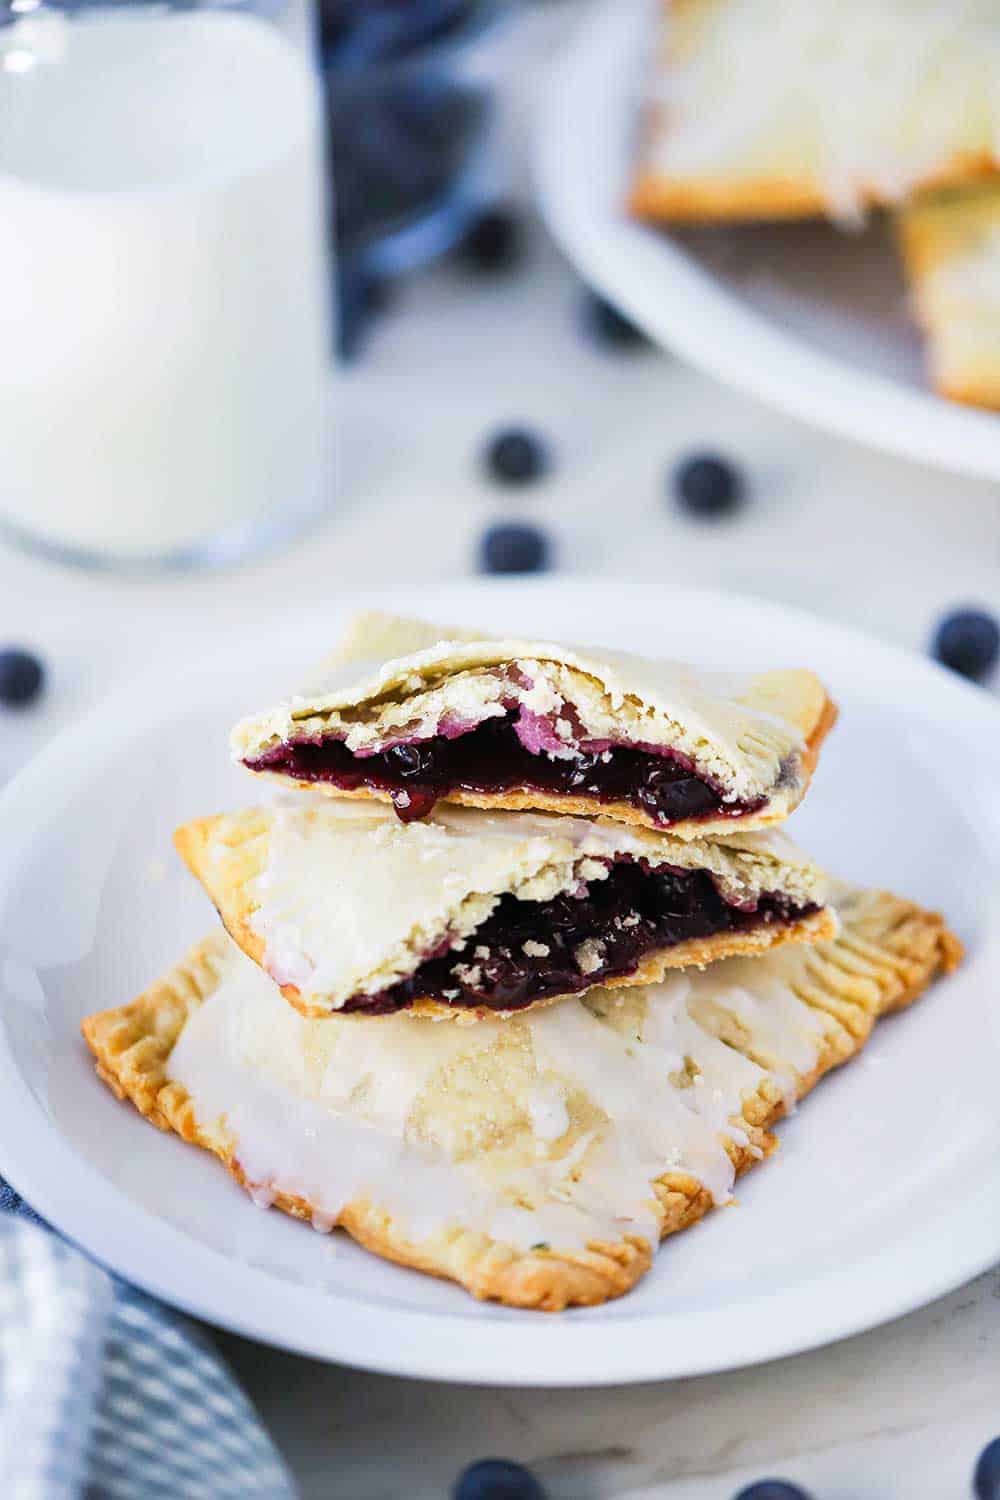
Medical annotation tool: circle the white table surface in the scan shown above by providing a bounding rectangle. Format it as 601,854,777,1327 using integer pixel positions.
2,7,999,1495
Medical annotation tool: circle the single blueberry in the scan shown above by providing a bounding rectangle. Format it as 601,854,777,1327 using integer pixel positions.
975,1435,1000,1498
733,1482,812,1500
460,209,522,273
0,648,44,709
480,523,550,575
932,608,999,682
582,290,646,348
674,453,744,518
483,429,548,487
452,1457,547,1500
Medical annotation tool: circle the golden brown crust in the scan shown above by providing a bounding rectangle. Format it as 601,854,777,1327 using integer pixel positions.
81,885,960,1310
798,693,838,792
173,811,271,983
831,887,963,1016
173,814,836,1022
629,154,1000,225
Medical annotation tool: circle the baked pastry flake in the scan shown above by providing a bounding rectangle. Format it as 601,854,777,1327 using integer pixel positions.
81,886,961,1310
231,611,834,837
173,800,835,1019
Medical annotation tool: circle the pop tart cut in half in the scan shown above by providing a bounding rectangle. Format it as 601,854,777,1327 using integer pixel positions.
231,612,835,837
174,800,835,1020
82,886,961,1311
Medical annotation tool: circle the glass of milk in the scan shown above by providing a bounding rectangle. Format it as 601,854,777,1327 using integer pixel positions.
0,0,333,566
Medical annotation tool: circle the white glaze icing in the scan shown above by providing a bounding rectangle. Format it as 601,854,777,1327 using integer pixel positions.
167,932,834,1254
648,0,1000,221
246,799,826,1011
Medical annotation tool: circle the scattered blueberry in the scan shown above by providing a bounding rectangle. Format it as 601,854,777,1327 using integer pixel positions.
452,1457,547,1500
0,648,44,709
733,1482,812,1500
931,608,999,682
582,290,646,349
460,208,522,273
483,428,549,487
673,453,745,519
975,1435,1000,1498
480,523,550,575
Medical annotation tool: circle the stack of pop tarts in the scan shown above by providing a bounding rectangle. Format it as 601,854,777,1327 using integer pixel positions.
84,614,960,1308
630,0,1000,411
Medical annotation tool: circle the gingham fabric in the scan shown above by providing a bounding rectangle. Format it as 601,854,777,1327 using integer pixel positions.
0,1191,296,1500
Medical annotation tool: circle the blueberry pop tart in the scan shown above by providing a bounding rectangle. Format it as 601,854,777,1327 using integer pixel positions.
173,800,836,1021
231,612,835,838
81,885,960,1310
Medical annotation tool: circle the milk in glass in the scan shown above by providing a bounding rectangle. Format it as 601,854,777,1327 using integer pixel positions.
0,7,332,561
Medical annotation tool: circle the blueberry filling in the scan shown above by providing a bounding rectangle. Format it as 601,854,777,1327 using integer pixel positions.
247,716,765,826
343,860,816,1014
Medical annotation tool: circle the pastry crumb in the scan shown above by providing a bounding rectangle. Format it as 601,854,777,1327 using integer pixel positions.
452,963,482,987
574,938,606,975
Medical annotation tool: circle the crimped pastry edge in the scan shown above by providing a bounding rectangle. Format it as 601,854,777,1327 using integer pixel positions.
628,153,1000,225
80,889,961,1309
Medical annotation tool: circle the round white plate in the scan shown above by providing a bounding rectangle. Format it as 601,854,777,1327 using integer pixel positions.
536,0,1000,483
0,578,997,1386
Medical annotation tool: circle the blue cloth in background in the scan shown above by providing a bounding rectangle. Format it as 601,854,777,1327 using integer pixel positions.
0,1175,296,1500
0,1175,43,1226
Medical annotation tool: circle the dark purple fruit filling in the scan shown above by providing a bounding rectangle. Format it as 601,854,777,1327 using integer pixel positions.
344,860,816,1014
248,716,765,827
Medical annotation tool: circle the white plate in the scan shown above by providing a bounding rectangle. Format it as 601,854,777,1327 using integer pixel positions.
536,0,1000,483
0,578,997,1386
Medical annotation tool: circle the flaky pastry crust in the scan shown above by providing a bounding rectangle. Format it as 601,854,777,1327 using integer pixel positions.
82,888,961,1310
173,805,835,1020
232,610,835,838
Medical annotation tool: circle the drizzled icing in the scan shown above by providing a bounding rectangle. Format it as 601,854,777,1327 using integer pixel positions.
167,932,836,1254
650,0,1000,220
247,798,824,1010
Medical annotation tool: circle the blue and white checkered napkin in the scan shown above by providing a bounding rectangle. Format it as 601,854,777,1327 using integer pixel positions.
0,1181,296,1500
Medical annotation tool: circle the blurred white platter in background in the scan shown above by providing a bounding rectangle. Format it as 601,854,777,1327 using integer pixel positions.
0,578,998,1386
535,0,1000,482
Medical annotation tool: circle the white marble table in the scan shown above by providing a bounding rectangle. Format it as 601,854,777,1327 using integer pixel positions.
2,8,999,1494
216,1267,1000,1498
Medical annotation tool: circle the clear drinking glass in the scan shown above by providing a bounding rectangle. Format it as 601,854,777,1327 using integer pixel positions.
0,0,333,567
